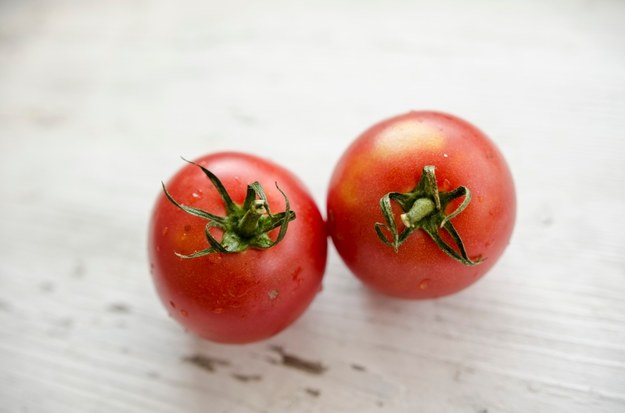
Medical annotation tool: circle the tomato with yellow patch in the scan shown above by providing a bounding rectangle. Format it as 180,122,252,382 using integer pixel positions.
327,111,516,298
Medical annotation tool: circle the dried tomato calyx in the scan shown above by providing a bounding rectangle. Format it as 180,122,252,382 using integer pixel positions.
374,165,482,266
161,159,295,258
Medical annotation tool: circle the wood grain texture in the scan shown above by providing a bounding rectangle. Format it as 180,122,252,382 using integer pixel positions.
1,0,624,412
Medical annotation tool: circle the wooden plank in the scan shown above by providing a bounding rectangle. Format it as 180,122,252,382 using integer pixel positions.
1,0,624,412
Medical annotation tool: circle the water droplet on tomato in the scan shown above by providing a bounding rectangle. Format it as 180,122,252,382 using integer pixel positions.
156,245,161,253
162,226,169,235
234,176,241,184
212,307,224,314
208,253,222,264
440,179,452,192
419,279,431,290
179,309,189,317
169,300,176,308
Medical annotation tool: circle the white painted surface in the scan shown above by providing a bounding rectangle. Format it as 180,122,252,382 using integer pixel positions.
1,0,624,412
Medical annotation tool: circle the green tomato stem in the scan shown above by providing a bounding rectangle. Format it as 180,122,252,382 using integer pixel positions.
237,200,268,238
162,160,295,257
400,198,436,228
375,165,483,266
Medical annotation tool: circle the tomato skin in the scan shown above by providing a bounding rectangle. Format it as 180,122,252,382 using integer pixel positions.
327,111,516,299
148,152,327,343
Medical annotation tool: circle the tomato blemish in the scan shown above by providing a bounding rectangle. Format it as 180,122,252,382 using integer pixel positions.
291,267,303,286
268,289,279,300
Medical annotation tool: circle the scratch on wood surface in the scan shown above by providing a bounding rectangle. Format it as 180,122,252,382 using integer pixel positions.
305,388,321,397
183,354,231,372
351,363,367,372
269,346,327,375
231,373,262,383
107,303,131,314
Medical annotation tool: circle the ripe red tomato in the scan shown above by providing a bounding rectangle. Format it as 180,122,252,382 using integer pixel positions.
327,111,516,299
148,152,327,343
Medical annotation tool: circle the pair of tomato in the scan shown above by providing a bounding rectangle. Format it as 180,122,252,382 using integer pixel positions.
148,111,516,343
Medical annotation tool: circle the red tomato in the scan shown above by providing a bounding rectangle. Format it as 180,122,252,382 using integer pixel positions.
327,111,516,299
148,152,327,343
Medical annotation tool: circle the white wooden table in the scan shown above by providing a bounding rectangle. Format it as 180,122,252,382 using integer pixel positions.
1,1,624,412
